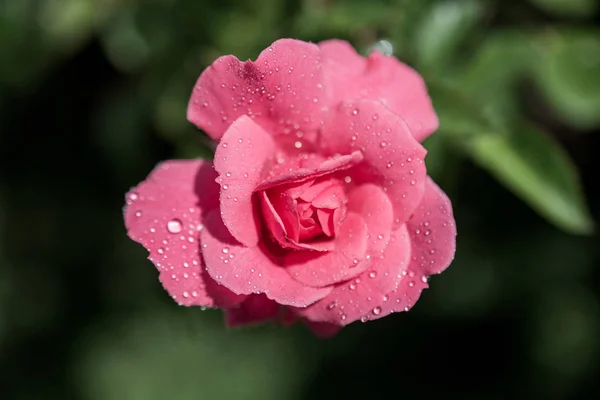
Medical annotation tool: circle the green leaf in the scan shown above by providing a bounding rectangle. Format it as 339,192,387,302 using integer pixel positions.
535,30,600,129
465,123,594,235
460,30,538,128
414,0,485,72
428,80,500,138
529,0,597,18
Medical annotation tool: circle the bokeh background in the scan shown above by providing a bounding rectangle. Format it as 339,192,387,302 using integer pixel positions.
1,0,599,398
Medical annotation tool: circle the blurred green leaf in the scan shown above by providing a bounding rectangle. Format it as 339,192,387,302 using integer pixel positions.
428,81,500,137
76,310,312,400
100,7,151,72
414,0,485,72
460,30,538,128
535,30,600,129
466,123,594,235
529,0,597,18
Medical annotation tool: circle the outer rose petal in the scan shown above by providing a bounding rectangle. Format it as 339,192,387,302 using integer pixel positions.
225,294,280,327
355,178,457,322
407,177,457,275
201,210,332,307
284,212,369,287
188,39,325,142
214,116,275,247
320,99,427,229
319,40,438,142
124,160,244,308
294,225,412,325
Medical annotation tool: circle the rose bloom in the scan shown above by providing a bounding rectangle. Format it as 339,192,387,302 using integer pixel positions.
124,39,456,337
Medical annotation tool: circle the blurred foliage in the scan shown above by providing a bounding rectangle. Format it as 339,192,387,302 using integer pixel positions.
1,0,600,399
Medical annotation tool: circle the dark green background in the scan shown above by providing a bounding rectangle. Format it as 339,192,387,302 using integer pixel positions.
1,0,599,399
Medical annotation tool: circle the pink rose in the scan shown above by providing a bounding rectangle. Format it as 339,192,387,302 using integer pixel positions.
124,39,456,337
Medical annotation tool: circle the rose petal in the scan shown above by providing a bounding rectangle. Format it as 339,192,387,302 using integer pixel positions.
349,179,456,322
256,151,363,191
201,210,332,307
124,160,244,308
225,294,281,327
319,40,438,142
360,271,429,322
260,190,335,252
284,212,369,287
258,191,290,249
320,99,427,229
294,225,411,325
316,209,334,237
304,320,341,338
188,39,325,143
310,184,345,209
407,177,457,275
214,116,275,247
348,184,393,253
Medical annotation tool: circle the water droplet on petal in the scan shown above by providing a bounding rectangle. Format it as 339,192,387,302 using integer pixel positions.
222,247,230,254
167,219,183,234
372,307,382,315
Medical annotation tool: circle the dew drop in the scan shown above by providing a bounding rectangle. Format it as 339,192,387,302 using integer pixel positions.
167,219,183,234
372,306,382,315
369,271,377,279
182,291,189,298
134,211,142,218
222,247,230,254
